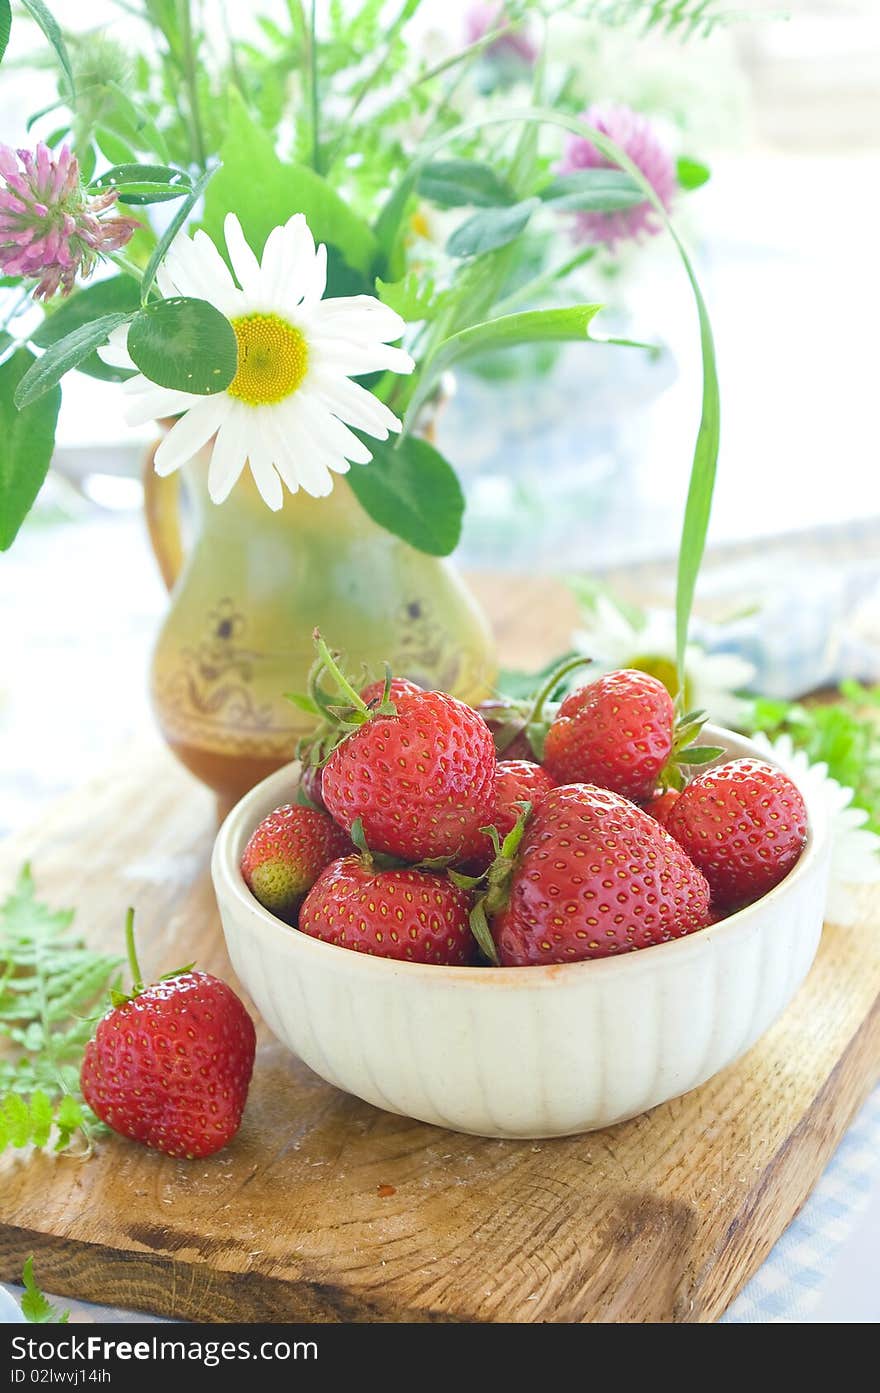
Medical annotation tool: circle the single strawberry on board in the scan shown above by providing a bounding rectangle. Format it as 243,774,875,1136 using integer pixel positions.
665,758,808,909
240,802,351,922
478,783,711,967
310,636,497,863
81,912,256,1159
299,855,476,965
543,670,676,801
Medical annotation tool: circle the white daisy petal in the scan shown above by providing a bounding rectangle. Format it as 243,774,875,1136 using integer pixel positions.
265,403,334,498
293,394,372,464
123,385,201,427
157,266,179,299
258,223,295,304
299,242,327,307
279,214,317,306
153,396,228,476
310,372,402,438
223,213,261,293
308,295,407,343
165,233,242,317
97,323,135,370
207,406,250,504
246,441,284,511
312,340,415,377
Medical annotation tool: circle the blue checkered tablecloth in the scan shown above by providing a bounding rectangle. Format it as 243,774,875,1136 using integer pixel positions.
724,1083,880,1322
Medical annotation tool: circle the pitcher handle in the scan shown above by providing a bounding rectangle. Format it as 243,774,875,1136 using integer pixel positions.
142,439,183,592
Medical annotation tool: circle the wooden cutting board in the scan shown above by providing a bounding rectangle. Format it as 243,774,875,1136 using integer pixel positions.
1,578,879,1323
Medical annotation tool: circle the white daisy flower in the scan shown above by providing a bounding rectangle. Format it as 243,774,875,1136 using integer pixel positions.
572,593,756,726
751,731,880,928
98,212,414,510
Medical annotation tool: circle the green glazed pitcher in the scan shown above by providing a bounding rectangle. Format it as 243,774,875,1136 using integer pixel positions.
144,441,496,813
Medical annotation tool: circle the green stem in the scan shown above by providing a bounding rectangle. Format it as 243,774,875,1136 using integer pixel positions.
124,908,143,993
308,0,320,173
412,22,524,89
525,654,592,727
109,252,147,287
177,0,207,169
313,634,369,713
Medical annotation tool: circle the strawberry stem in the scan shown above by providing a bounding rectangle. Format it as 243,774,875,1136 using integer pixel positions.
524,654,592,729
313,631,370,714
124,908,143,994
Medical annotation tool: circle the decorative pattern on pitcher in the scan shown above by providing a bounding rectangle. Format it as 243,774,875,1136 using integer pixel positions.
153,597,303,757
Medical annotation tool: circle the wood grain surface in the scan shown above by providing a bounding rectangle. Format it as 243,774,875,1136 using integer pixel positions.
1,577,878,1323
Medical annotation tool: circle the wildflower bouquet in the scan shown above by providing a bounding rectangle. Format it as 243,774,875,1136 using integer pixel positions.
0,0,728,671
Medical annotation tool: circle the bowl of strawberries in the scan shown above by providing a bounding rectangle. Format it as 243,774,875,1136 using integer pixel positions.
212,641,831,1139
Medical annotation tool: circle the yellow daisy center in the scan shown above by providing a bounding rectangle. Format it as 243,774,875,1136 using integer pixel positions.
227,312,308,406
629,653,693,710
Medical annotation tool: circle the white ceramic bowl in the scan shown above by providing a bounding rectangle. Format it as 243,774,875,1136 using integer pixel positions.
212,727,830,1139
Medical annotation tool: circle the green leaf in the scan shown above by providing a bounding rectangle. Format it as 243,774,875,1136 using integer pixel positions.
201,90,377,282
446,199,539,259
21,1257,69,1324
20,0,74,97
28,1090,53,1147
538,169,644,212
102,82,169,164
405,304,603,429
53,1094,84,1150
3,1094,30,1146
90,163,193,205
140,164,216,305
677,156,711,191
677,745,725,765
0,866,120,1154
0,0,11,65
127,297,237,395
95,126,135,166
0,350,61,550
13,313,131,408
417,159,516,209
373,168,418,276
375,271,441,322
346,433,464,557
31,276,141,348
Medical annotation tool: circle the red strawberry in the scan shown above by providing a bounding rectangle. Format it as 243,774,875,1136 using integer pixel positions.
81,914,255,1159
322,688,497,862
645,788,681,828
360,676,422,705
493,760,556,839
241,803,351,922
299,856,476,965
543,670,675,802
470,760,555,871
665,758,808,909
487,783,711,966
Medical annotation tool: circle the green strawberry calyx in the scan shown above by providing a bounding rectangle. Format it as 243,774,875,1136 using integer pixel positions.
108,909,194,1009
288,631,399,775
450,802,533,966
659,708,725,792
